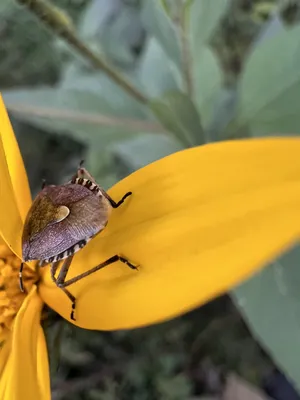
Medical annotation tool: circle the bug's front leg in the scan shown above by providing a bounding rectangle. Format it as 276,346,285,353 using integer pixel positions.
102,190,132,208
55,255,138,321
75,161,133,208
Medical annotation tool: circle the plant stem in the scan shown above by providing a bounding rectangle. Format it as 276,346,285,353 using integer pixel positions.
16,0,148,105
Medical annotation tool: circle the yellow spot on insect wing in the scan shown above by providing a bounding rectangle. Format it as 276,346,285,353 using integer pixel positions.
55,205,70,222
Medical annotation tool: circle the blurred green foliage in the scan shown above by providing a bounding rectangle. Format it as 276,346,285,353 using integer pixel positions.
3,0,300,398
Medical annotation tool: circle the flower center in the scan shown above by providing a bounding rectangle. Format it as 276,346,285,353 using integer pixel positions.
0,245,38,340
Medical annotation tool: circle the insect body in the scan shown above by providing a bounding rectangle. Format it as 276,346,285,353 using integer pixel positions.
20,163,137,320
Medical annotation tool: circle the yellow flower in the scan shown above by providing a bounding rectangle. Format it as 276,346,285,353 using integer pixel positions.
0,96,50,399
1,92,300,399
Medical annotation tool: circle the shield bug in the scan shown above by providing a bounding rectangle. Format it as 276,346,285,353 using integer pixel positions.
20,162,138,321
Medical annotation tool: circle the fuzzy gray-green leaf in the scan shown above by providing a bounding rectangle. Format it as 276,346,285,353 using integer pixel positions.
138,38,181,98
232,244,300,392
141,0,180,67
150,91,204,146
111,132,184,178
189,0,229,52
193,47,222,130
235,24,300,136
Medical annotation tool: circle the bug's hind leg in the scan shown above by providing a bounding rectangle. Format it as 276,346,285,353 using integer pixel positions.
50,257,77,321
58,255,138,289
55,255,138,320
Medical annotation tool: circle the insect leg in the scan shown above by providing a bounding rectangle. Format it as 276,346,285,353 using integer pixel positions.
101,190,132,208
19,262,24,292
50,260,61,281
56,256,138,321
50,258,77,321
56,255,74,285
71,161,132,207
58,255,138,288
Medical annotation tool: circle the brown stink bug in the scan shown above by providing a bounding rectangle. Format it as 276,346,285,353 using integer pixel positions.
19,162,138,320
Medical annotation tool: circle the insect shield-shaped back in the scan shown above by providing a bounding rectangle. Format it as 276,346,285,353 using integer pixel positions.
22,183,111,263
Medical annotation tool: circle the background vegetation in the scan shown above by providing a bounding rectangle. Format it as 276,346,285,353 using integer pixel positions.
2,0,300,398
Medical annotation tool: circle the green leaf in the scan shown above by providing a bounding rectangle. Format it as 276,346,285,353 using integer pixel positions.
175,1,227,133
103,6,144,66
188,0,229,52
141,0,181,67
3,87,132,138
3,69,149,139
140,0,226,126
111,132,184,178
193,47,222,130
87,143,120,190
60,70,148,119
150,91,205,146
79,0,120,40
0,0,13,13
206,87,238,141
232,244,300,392
2,85,140,184
138,38,181,98
187,1,228,131
235,24,300,136
254,13,284,46
157,373,192,399
80,0,145,67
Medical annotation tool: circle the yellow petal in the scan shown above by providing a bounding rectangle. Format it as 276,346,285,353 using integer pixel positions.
0,96,31,258
39,137,300,330
1,286,50,400
0,95,31,220
0,351,11,400
0,338,11,378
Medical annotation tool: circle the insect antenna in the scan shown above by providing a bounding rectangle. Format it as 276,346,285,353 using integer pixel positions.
19,262,25,292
